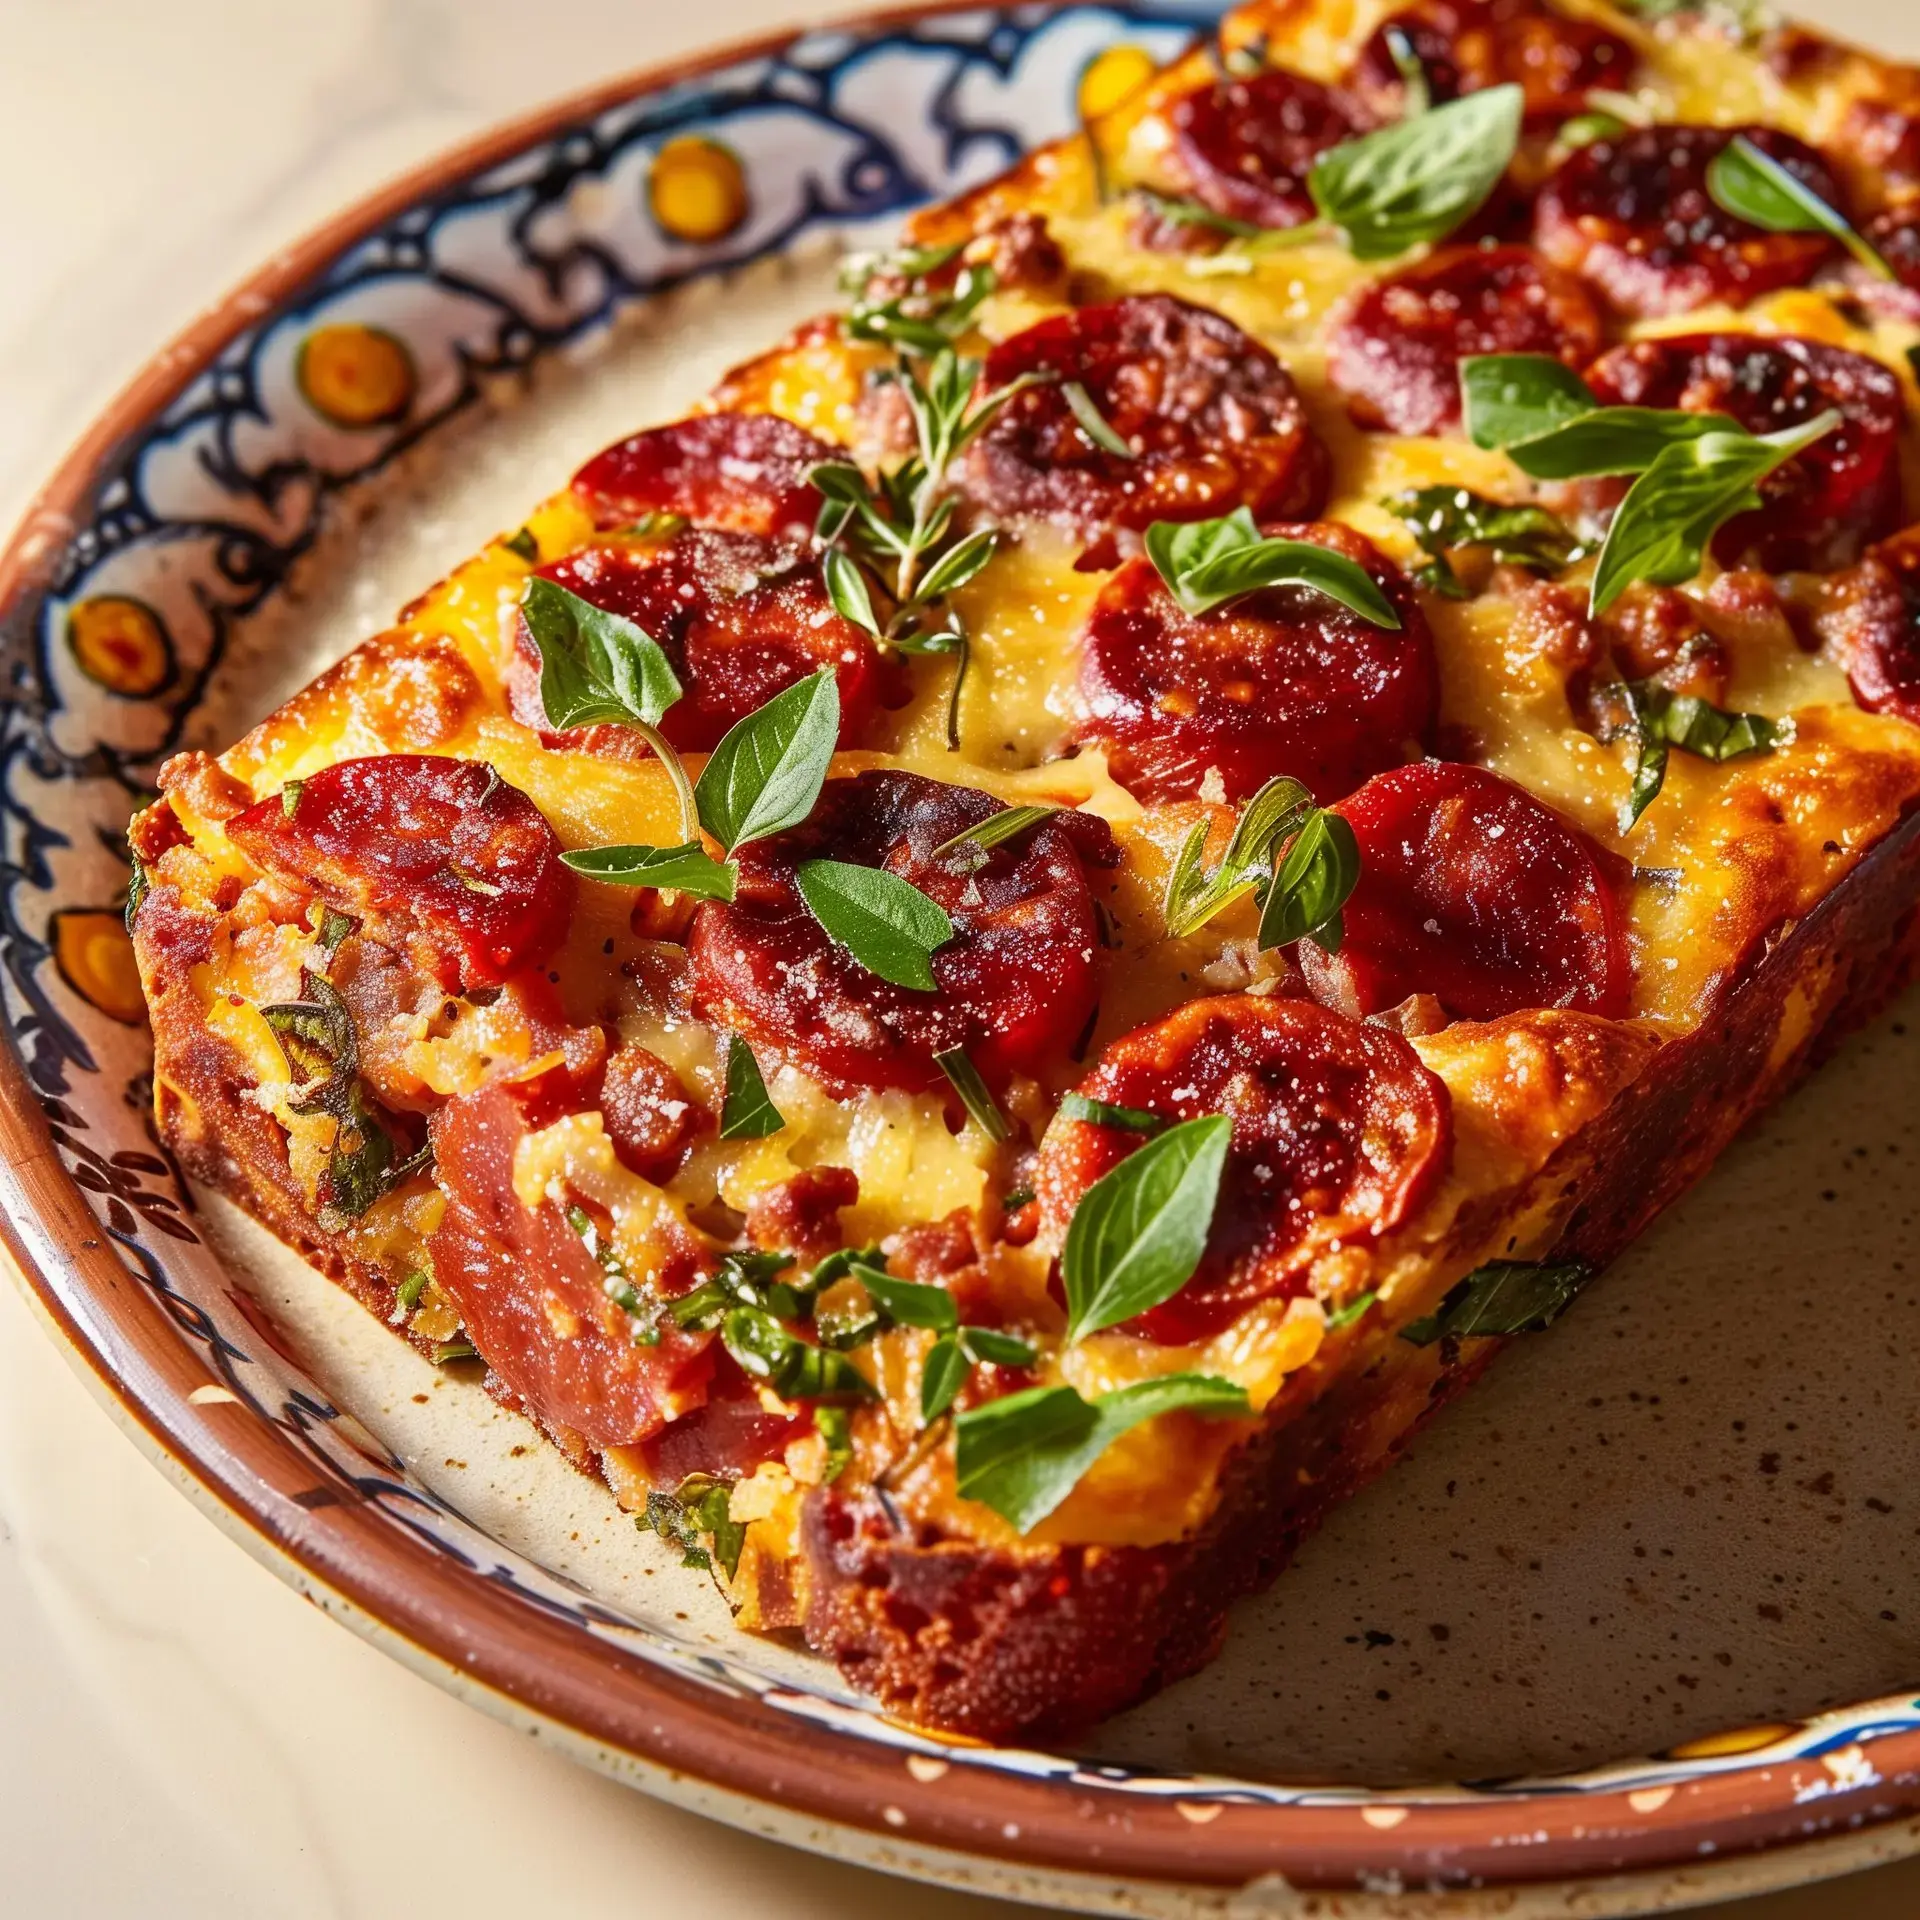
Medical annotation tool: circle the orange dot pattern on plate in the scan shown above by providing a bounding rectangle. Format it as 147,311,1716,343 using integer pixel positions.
1077,43,1158,123
295,322,417,428
646,136,750,243
65,594,174,698
51,909,147,1026
1665,1721,1801,1761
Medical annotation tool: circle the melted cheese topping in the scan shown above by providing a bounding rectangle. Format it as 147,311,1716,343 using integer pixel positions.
151,0,1920,1547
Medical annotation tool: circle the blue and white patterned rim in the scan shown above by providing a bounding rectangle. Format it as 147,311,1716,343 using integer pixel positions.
0,0,1914,1849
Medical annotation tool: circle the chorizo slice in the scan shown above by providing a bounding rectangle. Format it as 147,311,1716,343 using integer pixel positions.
1326,244,1601,436
1034,996,1451,1345
1579,334,1905,574
428,1083,715,1450
1534,125,1846,317
227,755,574,993
509,530,886,754
1300,761,1630,1023
1071,523,1436,804
1350,0,1634,122
1165,68,1369,231
959,295,1330,540
572,412,838,543
688,772,1116,1096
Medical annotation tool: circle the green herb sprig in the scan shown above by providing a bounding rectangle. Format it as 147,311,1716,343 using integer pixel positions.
1460,354,1842,611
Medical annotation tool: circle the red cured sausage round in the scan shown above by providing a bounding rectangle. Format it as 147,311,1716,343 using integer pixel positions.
1300,761,1630,1023
428,1083,715,1449
1581,334,1906,573
1350,1,1633,122
1071,523,1436,805
1326,244,1602,436
688,772,1117,1096
1535,125,1845,317
960,295,1330,539
510,530,886,754
571,412,837,543
1034,996,1451,1346
1166,69,1368,231
227,755,574,992
1815,524,1920,725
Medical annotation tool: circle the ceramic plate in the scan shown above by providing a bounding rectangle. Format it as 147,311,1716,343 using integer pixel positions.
4,5,1920,1912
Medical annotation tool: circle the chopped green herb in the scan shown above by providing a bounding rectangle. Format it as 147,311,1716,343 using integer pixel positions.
1002,1185,1036,1211
1610,680,1784,830
640,1472,746,1579
1058,1093,1164,1135
390,1266,431,1326
503,525,540,563
431,1340,479,1365
1399,1260,1593,1345
1384,486,1584,590
719,1035,785,1141
1324,1290,1376,1334
934,803,1058,864
815,1406,854,1483
935,1047,1012,1142
1061,380,1133,457
1163,773,1314,938
280,779,305,819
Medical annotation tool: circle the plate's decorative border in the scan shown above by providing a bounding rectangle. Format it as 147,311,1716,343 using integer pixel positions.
1,3,1918,1906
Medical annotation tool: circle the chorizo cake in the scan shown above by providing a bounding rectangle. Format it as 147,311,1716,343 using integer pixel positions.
128,0,1920,1740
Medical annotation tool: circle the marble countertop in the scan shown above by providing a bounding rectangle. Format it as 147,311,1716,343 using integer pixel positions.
4,4,1920,1915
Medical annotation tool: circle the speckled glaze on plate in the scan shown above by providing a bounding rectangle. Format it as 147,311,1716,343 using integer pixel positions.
2,4,1919,1912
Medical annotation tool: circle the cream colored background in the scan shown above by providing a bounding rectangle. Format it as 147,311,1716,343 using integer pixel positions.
3,2,1920,1914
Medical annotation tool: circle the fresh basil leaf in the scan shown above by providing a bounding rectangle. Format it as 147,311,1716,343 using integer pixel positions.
1588,411,1840,614
960,1327,1037,1368
1308,84,1522,260
1706,133,1894,280
935,1046,1012,1142
934,803,1057,862
953,1373,1250,1533
520,576,682,730
1062,380,1133,457
1505,406,1742,481
1162,772,1314,938
823,547,882,638
1257,809,1360,954
856,1265,960,1332
1146,509,1400,625
1399,1259,1593,1345
1062,1114,1232,1341
1460,354,1598,451
1385,486,1584,575
693,668,840,856
560,841,737,899
1324,1290,1376,1333
795,858,955,991
1058,1093,1165,1135
719,1035,784,1141
920,1334,970,1424
1614,679,1782,829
